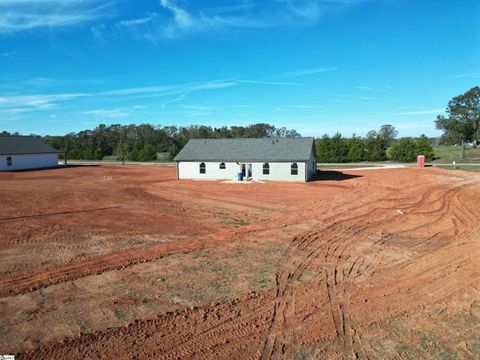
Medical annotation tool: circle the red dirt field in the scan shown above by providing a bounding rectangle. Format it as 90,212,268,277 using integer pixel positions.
1,165,479,359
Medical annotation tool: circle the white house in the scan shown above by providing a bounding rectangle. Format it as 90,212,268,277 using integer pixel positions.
174,137,317,182
0,136,64,171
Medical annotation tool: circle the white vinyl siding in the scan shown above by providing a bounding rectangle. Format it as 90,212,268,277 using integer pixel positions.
178,161,240,180
0,153,59,171
306,151,317,180
250,162,306,182
178,161,308,182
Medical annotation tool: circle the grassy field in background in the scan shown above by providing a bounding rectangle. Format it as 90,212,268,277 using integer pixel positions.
433,146,480,164
156,152,170,161
100,152,172,162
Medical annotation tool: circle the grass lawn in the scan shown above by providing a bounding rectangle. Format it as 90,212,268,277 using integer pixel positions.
156,152,170,161
96,152,173,163
433,146,480,164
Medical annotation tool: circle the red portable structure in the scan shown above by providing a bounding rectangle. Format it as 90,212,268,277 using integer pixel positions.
417,155,425,168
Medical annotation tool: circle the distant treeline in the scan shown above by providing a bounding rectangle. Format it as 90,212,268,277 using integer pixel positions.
316,125,434,163
1,123,300,161
2,123,434,163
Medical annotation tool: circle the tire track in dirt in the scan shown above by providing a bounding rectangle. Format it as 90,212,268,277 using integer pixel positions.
259,221,378,360
0,206,123,222
0,232,232,297
273,177,471,359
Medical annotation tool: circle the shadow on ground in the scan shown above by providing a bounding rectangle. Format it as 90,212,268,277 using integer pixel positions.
310,170,362,182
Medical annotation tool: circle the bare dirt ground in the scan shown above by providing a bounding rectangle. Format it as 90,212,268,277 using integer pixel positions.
0,165,479,359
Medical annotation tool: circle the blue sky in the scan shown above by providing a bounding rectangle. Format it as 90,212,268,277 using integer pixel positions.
0,0,479,137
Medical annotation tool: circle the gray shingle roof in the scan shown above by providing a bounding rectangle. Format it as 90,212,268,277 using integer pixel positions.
0,136,62,155
174,137,315,162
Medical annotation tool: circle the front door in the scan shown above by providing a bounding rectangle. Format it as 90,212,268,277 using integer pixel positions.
247,163,252,178
241,163,246,177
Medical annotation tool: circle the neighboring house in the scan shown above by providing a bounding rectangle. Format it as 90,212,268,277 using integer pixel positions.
0,136,65,171
174,137,317,182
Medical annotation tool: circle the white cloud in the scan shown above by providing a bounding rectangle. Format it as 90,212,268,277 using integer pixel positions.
274,67,338,78
0,80,238,116
1,51,17,57
22,77,58,87
0,0,114,34
182,105,219,111
100,80,237,97
0,93,87,110
160,0,193,29
330,93,374,101
357,85,373,90
238,79,304,86
394,109,444,115
97,0,373,41
85,109,129,118
0,107,32,114
444,72,480,79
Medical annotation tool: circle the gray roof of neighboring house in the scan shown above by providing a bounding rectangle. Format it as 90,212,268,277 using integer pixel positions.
0,136,63,155
174,137,315,162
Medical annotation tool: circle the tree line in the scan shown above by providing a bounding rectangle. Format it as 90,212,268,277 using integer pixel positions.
1,123,300,162
1,123,434,163
315,125,434,163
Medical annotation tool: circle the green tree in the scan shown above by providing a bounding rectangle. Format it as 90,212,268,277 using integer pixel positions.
379,124,398,146
435,86,480,152
116,141,130,163
415,135,434,161
168,142,181,161
316,135,331,162
137,144,157,161
364,130,387,161
347,134,365,162
389,138,417,162
230,126,246,138
328,132,349,162
93,148,103,160
245,123,276,138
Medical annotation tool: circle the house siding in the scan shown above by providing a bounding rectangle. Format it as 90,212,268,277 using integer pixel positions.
251,162,306,182
178,161,239,180
306,151,317,180
177,161,307,182
0,153,59,171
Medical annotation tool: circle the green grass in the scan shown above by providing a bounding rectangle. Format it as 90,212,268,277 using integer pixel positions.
432,145,480,172
156,152,170,161
433,145,480,164
469,337,480,354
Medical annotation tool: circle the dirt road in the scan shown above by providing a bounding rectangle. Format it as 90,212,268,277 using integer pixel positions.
1,165,479,359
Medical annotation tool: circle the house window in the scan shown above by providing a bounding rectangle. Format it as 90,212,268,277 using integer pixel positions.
199,162,206,174
263,162,270,175
6,156,12,167
219,162,226,169
291,162,298,175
